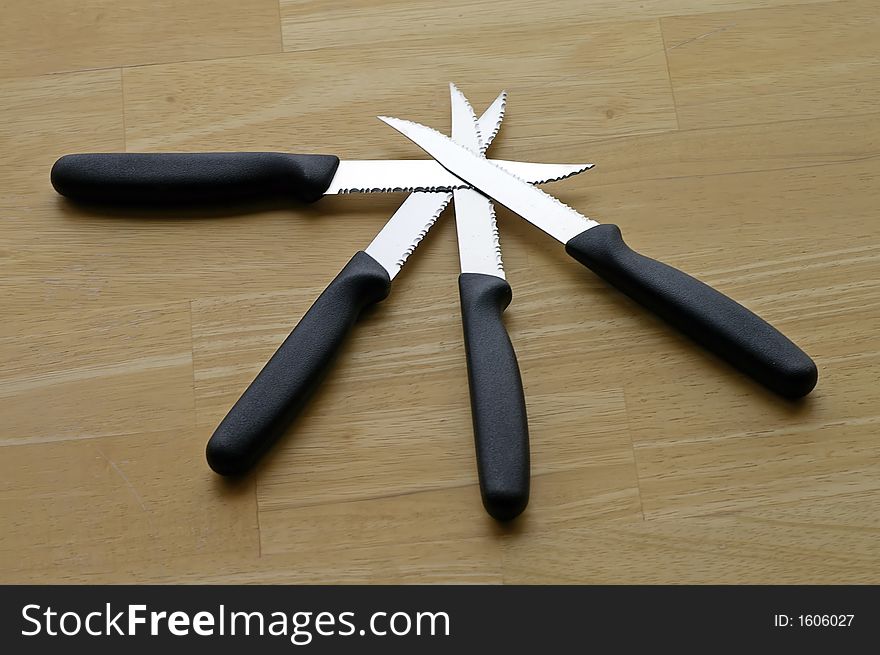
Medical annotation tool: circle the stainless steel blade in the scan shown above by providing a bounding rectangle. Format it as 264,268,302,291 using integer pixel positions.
363,89,511,279
451,83,484,154
324,158,590,195
476,90,506,152
364,191,451,279
451,83,505,278
452,190,504,277
379,116,599,244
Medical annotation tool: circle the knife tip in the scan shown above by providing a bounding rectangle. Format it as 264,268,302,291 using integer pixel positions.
377,115,404,129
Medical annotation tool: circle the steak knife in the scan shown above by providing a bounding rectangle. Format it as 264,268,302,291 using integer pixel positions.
380,116,818,399
449,84,529,521
50,152,588,206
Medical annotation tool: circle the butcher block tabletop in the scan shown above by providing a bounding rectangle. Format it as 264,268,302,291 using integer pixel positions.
1,0,878,584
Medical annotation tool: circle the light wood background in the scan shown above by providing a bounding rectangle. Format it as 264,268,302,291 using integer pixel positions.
1,0,878,584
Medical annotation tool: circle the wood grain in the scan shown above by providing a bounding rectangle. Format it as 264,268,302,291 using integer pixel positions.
279,0,831,53
1,0,878,583
0,302,194,445
503,490,880,584
0,427,259,583
663,0,880,128
0,1,282,78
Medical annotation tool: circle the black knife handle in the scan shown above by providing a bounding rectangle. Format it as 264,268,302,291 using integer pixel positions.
458,273,530,521
206,251,391,476
50,152,340,206
565,224,817,398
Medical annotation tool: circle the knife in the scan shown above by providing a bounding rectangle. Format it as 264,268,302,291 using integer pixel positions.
450,84,529,521
379,116,818,399
205,193,432,475
50,152,589,206
206,104,590,476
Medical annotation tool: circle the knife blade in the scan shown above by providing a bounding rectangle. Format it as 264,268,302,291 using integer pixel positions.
362,87,516,279
379,115,818,399
450,84,529,520
50,152,591,207
451,85,506,278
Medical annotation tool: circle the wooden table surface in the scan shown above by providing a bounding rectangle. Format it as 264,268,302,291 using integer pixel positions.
1,0,878,584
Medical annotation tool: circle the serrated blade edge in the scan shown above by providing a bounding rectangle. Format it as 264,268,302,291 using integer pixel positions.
450,84,505,278
450,83,484,154
379,116,598,243
477,91,506,153
453,188,505,277
364,191,451,279
325,159,592,194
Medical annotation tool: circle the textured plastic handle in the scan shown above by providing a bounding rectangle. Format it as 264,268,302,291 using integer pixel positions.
50,152,340,205
458,273,530,521
565,224,818,398
206,252,391,476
